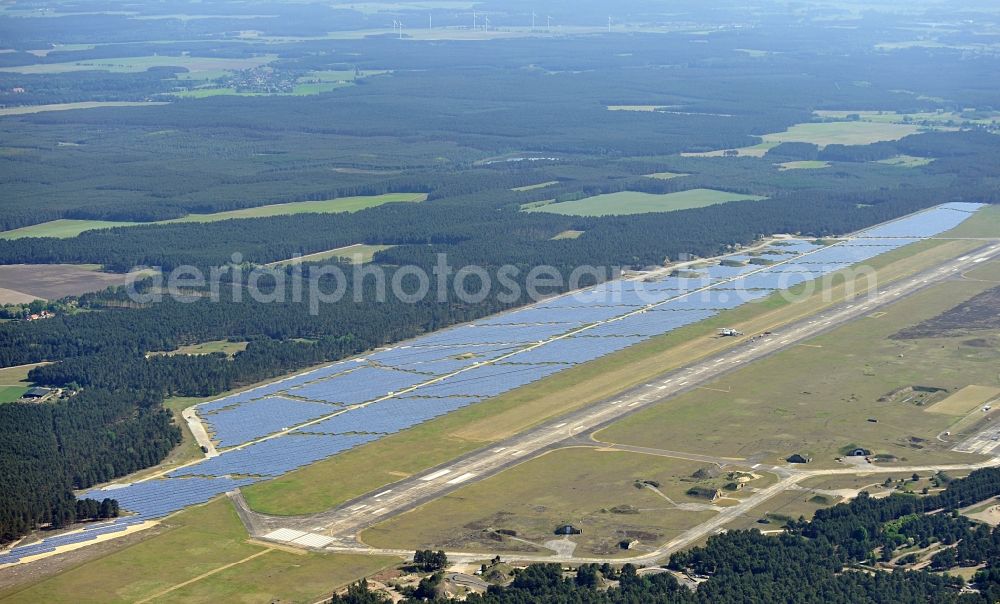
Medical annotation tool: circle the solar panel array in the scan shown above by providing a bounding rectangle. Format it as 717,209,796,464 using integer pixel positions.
0,518,144,566
70,205,981,530
171,433,378,478
289,366,431,405
202,396,341,447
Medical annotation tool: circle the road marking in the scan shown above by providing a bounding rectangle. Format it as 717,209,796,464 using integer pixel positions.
446,472,477,485
492,447,507,453
373,490,392,498
509,450,525,456
627,401,641,407
974,258,987,263
372,508,387,515
554,422,567,428
420,469,451,481
349,504,368,511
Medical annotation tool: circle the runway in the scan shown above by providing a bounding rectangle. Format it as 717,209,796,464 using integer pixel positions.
242,240,1000,562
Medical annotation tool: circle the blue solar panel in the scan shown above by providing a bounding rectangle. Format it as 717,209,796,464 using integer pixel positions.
504,335,645,364
171,433,378,478
202,396,340,448
290,366,431,405
82,477,259,520
301,396,485,435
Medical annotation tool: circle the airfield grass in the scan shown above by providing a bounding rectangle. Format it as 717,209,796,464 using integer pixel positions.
594,267,1000,468
925,385,1000,415
511,181,559,192
0,194,426,240
361,448,719,558
0,499,396,604
722,489,840,532
242,234,982,516
524,189,765,216
267,244,394,267
777,160,831,170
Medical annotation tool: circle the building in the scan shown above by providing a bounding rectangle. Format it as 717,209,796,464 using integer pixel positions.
22,387,53,401
554,524,582,535
686,486,721,501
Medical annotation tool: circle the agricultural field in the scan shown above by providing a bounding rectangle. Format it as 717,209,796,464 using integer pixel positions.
0,55,277,75
0,102,168,117
777,161,831,170
157,340,249,357
0,194,426,240
361,448,723,557
266,244,395,267
0,264,154,303
551,230,584,240
511,181,559,192
644,172,688,180
0,499,397,604
594,265,1000,468
761,121,921,147
174,69,388,98
876,155,934,168
814,110,1000,128
523,189,766,216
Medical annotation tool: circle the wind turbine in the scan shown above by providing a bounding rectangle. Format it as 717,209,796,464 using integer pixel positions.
484,14,490,33
531,11,536,31
608,16,613,33
547,15,552,30
397,20,404,39
473,11,477,30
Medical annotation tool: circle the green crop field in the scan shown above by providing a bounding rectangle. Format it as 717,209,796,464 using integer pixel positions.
0,364,41,404
0,499,397,604
0,194,426,239
523,189,766,216
594,266,1000,468
361,448,721,557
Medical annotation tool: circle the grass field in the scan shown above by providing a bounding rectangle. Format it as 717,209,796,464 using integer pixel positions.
523,189,766,216
0,364,43,404
594,267,1000,468
361,448,720,558
242,233,983,516
0,194,426,240
0,55,276,75
761,121,920,147
511,181,559,192
267,244,395,266
645,172,688,180
876,155,934,168
0,499,397,604
814,110,1000,127
0,220,142,239
551,230,584,240
777,161,831,170
159,340,249,357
